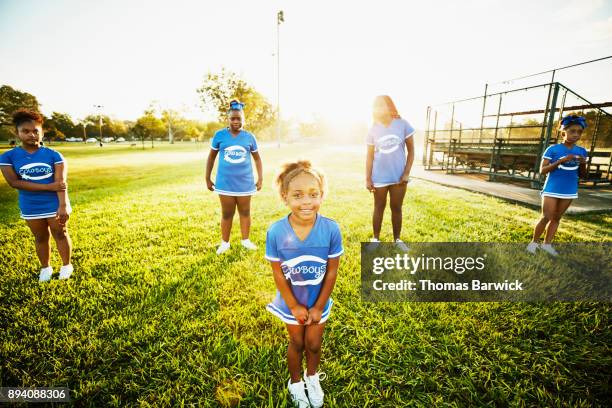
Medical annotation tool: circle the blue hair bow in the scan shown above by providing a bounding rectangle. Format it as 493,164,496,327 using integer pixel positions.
561,115,587,129
230,101,245,111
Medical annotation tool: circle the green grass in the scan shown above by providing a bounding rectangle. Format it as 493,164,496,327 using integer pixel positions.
0,143,610,407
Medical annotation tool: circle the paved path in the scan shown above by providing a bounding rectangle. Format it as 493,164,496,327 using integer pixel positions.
411,165,612,214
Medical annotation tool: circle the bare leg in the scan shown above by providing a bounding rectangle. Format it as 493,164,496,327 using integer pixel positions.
544,198,573,244
388,183,407,241
286,324,306,383
26,219,51,267
304,322,326,376
47,217,72,266
218,195,237,242
532,196,555,242
236,195,252,240
372,186,389,240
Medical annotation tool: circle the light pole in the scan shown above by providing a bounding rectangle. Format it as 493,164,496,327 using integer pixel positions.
93,104,104,146
80,120,87,143
165,110,174,144
277,10,284,148
168,116,174,144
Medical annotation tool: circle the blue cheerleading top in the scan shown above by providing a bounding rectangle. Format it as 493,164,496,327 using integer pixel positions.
265,213,344,325
541,143,587,199
0,146,71,219
366,118,415,187
210,128,258,196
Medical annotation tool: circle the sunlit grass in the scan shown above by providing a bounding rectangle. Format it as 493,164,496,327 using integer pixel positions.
0,143,610,406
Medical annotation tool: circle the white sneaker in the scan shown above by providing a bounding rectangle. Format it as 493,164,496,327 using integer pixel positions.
395,239,409,252
287,379,310,408
241,239,257,250
526,241,539,254
216,241,230,255
38,266,53,282
540,243,559,256
366,237,380,252
59,264,74,280
304,372,326,408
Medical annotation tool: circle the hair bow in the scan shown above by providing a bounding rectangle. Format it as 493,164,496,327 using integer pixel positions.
561,115,587,129
230,101,245,111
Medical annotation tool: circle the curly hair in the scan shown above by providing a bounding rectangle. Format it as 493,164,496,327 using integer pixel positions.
275,160,327,198
12,108,44,129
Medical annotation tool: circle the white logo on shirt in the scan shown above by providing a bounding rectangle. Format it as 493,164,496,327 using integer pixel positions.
558,155,580,171
376,134,402,154
281,255,327,285
224,145,247,163
558,164,579,170
19,162,53,180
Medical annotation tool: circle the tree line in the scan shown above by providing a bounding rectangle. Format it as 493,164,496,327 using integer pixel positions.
0,69,283,143
1,69,372,145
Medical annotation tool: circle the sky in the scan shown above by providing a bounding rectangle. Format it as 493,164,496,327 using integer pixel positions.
1,0,611,128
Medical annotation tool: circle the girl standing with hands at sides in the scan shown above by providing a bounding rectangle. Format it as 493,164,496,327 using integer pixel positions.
0,109,73,281
265,161,343,408
365,95,415,250
205,100,263,255
526,114,588,256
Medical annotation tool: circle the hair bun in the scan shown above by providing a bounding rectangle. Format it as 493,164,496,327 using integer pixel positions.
275,159,326,196
295,160,311,170
281,160,312,175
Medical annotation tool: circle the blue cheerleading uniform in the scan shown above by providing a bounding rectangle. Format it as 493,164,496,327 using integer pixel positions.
541,143,587,199
0,146,72,219
366,118,415,187
265,213,343,325
211,128,258,196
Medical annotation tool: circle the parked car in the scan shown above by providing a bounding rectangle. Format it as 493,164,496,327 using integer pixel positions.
116,137,126,142
85,138,97,143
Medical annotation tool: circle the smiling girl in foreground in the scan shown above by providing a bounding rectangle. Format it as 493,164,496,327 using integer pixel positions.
265,160,343,408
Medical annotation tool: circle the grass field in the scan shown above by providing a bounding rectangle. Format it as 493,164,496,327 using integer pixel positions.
0,142,610,407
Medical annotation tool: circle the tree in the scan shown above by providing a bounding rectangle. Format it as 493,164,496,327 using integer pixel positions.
132,108,165,148
161,109,182,143
0,85,40,140
79,114,127,140
110,119,129,138
299,121,322,138
0,85,39,125
131,122,147,149
197,69,274,134
42,114,65,141
51,112,78,139
82,114,100,139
